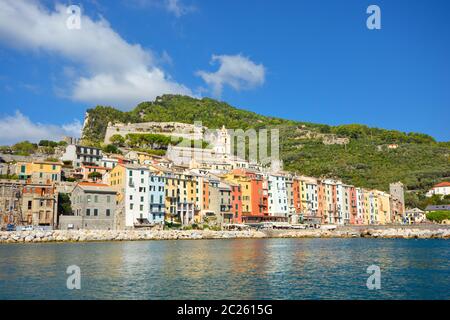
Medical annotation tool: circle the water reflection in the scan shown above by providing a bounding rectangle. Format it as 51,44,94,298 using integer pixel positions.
0,239,448,299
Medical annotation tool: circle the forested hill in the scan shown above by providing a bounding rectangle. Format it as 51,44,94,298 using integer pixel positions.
82,94,450,203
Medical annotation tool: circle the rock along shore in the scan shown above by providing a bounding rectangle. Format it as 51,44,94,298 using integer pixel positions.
1,227,450,244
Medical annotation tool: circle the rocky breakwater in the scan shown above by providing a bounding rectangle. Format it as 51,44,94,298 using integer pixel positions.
0,229,267,244
1,227,449,244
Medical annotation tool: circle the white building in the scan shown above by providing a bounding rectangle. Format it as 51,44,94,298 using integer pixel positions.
426,182,450,197
267,174,288,217
61,144,102,168
121,165,151,228
100,157,119,169
355,188,365,225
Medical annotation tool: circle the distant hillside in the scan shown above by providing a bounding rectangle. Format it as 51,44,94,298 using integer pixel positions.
82,94,450,201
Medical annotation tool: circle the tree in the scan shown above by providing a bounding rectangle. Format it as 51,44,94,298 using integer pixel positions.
426,211,450,223
110,134,125,147
0,146,12,154
58,193,72,215
12,141,38,155
88,171,103,182
38,140,58,147
103,144,121,154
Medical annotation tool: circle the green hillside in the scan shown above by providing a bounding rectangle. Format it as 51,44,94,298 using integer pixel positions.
82,94,450,203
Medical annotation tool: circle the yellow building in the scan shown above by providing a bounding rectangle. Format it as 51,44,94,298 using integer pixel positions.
362,191,380,224
299,179,308,211
223,172,252,215
109,164,126,203
155,168,197,224
376,191,391,224
16,161,62,184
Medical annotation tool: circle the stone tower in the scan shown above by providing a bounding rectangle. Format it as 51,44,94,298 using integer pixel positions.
390,182,405,211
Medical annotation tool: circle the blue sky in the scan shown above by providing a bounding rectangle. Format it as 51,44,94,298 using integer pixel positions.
0,0,449,144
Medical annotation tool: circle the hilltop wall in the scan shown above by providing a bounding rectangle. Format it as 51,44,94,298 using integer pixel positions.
103,122,206,144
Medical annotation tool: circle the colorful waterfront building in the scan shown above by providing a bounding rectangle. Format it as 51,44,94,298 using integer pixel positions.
219,182,233,223
59,182,117,230
229,182,242,223
347,185,358,224
21,183,57,227
248,171,268,217
376,191,391,224
149,172,165,224
110,164,163,228
321,179,336,224
224,170,252,216
297,176,320,224
267,173,289,217
355,188,365,225
292,177,302,214
285,175,296,216
161,170,196,225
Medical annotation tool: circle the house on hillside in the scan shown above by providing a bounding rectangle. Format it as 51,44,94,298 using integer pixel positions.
426,182,450,198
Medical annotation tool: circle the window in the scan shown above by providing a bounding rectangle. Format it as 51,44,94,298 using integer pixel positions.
140,205,143,211
106,209,110,216
27,200,32,210
129,171,133,177
94,209,98,216
94,195,98,203
107,196,110,203
86,209,90,216
130,203,134,210
87,195,91,203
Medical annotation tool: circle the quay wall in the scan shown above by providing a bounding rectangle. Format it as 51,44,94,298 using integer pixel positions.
1,226,450,244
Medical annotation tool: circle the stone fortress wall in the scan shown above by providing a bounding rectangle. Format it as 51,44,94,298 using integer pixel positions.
104,122,207,144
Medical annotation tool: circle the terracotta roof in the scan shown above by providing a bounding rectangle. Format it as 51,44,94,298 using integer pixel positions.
82,165,110,170
433,182,450,188
78,182,109,187
77,182,116,193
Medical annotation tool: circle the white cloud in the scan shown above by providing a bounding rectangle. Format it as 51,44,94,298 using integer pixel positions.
128,0,195,17
0,0,193,109
165,0,195,17
196,54,266,97
0,111,82,145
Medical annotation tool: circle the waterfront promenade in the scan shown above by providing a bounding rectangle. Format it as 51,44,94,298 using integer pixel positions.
1,225,450,243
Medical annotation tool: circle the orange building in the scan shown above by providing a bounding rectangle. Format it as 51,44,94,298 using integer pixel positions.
229,183,243,223
292,178,302,214
317,181,325,223
224,169,268,217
